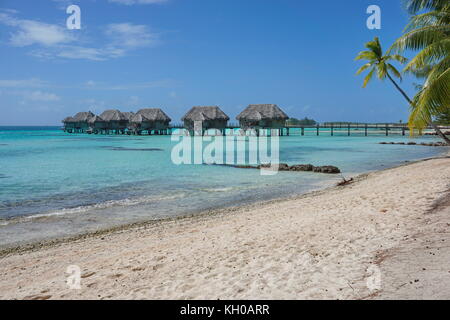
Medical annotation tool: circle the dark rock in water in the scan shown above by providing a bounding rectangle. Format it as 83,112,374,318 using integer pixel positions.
313,166,341,174
234,165,258,169
407,142,417,145
258,163,290,171
290,164,314,172
397,142,405,145
205,162,341,174
379,142,388,144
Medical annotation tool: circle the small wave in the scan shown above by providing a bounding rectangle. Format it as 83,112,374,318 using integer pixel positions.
101,146,163,152
0,192,187,226
199,187,235,193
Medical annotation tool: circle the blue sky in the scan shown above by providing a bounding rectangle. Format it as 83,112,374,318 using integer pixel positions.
0,0,420,125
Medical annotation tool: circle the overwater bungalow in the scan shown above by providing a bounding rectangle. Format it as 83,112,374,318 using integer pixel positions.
181,106,229,135
87,115,107,133
122,112,135,121
99,109,129,134
62,116,76,132
70,111,95,133
236,104,290,135
130,108,171,135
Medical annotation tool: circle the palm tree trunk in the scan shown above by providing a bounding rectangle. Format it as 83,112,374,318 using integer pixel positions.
386,72,450,145
429,122,450,145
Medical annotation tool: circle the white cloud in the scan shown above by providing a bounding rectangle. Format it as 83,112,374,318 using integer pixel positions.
101,79,175,90
85,80,97,86
25,90,60,101
0,78,48,88
127,95,140,106
0,78,175,91
109,0,168,5
56,46,108,61
0,12,74,47
0,11,160,61
105,23,159,49
83,98,106,113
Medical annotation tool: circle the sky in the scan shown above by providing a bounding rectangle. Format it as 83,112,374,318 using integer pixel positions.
0,0,421,125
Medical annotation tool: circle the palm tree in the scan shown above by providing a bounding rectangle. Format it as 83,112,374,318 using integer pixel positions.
389,0,450,144
355,37,414,113
355,37,408,92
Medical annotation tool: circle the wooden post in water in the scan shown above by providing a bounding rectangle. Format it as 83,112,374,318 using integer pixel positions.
301,127,304,136
365,124,368,136
402,127,406,136
317,125,319,136
331,125,334,136
385,125,389,136
348,124,351,136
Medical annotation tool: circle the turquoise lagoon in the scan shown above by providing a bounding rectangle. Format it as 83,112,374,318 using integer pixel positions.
0,126,447,248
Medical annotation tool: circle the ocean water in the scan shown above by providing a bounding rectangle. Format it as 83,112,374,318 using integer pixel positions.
0,126,447,248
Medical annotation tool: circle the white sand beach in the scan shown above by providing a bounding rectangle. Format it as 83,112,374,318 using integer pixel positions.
0,156,449,300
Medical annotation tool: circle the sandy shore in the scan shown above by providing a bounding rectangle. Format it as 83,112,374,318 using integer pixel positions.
0,156,449,300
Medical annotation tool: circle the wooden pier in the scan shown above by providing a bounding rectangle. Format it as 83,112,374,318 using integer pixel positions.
64,123,450,137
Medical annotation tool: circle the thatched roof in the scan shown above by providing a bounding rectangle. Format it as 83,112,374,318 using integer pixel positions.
73,111,95,122
88,115,106,124
99,109,128,121
236,104,289,121
182,106,229,122
122,112,135,121
130,113,150,123
136,108,171,122
63,116,76,123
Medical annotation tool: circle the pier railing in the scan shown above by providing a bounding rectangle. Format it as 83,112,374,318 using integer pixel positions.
64,123,450,137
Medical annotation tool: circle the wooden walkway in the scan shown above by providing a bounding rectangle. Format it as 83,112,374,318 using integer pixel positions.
64,124,450,137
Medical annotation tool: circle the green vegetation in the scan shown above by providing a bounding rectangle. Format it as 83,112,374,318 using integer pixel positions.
435,109,450,125
286,117,317,126
355,0,450,145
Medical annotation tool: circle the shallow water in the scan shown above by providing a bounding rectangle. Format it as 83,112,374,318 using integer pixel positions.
0,126,447,247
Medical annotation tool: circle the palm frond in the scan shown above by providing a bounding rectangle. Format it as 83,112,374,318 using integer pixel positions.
387,64,403,80
388,54,409,64
404,38,450,71
365,37,382,57
403,0,450,14
363,67,375,88
355,50,378,61
356,63,373,75
410,67,450,130
376,61,388,80
404,9,450,31
391,25,449,53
